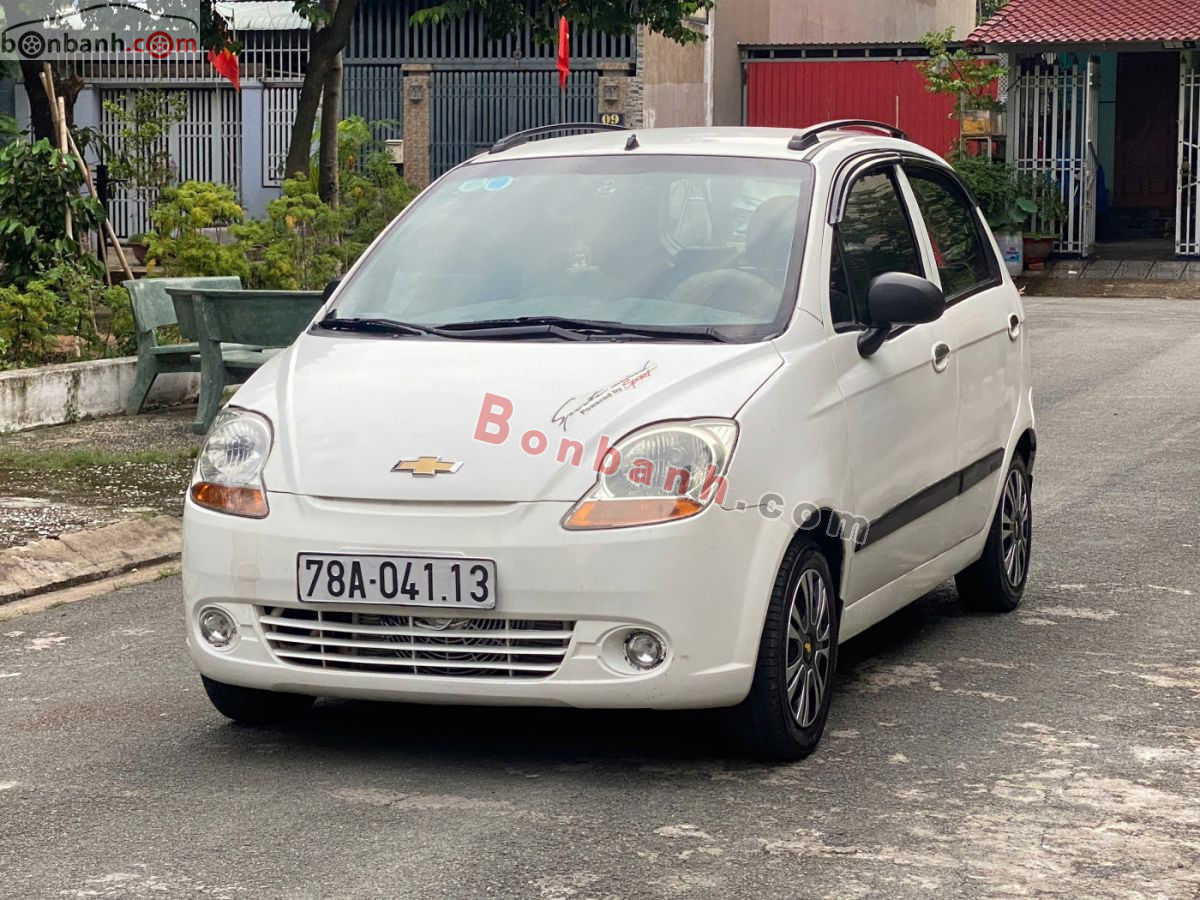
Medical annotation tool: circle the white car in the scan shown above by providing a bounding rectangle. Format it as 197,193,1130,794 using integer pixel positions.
183,122,1034,759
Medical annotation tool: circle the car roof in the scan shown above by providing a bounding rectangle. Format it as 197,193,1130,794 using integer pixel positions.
469,126,949,170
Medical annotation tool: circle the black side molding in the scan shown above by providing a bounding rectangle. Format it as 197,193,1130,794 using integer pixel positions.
856,448,1005,552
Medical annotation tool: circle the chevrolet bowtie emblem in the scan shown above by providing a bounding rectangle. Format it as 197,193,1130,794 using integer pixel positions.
392,456,463,477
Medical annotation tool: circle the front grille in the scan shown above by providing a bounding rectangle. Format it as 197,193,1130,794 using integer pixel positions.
256,607,575,679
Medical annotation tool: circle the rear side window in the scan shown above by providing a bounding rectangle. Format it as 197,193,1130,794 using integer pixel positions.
830,169,923,329
906,167,998,300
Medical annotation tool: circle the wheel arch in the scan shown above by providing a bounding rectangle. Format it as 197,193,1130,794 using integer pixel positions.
789,508,852,612
1016,427,1037,473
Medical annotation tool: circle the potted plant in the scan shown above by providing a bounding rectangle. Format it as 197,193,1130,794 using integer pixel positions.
952,155,1030,275
1015,171,1067,270
919,28,1007,154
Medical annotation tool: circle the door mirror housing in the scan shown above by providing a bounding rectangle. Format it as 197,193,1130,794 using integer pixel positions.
858,273,945,357
321,278,342,303
865,273,945,327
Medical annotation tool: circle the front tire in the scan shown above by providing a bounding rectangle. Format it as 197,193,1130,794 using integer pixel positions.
726,539,839,761
201,675,315,725
956,454,1032,612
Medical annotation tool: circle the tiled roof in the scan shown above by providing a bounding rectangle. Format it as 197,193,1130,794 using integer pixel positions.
969,0,1200,45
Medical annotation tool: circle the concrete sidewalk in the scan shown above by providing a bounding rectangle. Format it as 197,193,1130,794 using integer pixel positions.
0,407,199,550
0,408,199,605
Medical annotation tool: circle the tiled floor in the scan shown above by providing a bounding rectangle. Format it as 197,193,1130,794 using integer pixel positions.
1030,257,1200,281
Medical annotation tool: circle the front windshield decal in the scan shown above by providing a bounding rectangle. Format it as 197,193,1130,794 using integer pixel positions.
551,360,657,432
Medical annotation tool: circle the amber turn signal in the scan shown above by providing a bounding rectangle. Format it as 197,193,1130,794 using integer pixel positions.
563,497,704,530
190,482,270,518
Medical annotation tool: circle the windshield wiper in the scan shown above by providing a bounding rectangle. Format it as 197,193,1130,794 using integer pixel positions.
435,316,731,342
314,316,436,337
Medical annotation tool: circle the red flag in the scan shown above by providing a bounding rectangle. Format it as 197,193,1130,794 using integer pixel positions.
556,16,569,88
208,48,241,91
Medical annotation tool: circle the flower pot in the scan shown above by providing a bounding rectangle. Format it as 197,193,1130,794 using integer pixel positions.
128,241,150,265
1023,236,1055,271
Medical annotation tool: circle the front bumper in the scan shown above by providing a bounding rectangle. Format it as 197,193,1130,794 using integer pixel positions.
182,493,789,709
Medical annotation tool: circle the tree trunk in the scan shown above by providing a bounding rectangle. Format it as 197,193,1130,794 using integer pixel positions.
282,0,359,182
317,45,343,204
19,61,82,143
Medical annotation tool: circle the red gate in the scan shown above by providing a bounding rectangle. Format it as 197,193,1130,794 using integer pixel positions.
745,60,966,157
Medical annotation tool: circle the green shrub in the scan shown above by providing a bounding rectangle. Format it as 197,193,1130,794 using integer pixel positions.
135,119,416,290
146,181,249,279
0,263,136,368
0,139,106,287
0,281,57,368
234,178,347,289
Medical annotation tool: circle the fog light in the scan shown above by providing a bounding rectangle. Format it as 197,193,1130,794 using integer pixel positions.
624,631,665,670
199,607,237,649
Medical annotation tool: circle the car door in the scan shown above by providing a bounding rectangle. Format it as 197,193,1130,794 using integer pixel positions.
826,164,962,603
901,163,1023,544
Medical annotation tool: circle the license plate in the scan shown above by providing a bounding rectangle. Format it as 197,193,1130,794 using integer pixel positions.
297,554,497,608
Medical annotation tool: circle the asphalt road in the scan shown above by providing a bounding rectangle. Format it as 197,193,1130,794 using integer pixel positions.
3,296,1199,899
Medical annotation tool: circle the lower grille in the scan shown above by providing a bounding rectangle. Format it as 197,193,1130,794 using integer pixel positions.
256,607,574,679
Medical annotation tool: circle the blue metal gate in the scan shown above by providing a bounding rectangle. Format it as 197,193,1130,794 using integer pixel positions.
343,63,404,140
429,70,599,177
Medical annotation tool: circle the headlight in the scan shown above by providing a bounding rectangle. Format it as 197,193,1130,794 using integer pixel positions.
189,408,273,518
562,418,738,530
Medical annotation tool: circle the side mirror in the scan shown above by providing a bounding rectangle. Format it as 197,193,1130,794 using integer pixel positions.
858,273,945,357
321,278,342,303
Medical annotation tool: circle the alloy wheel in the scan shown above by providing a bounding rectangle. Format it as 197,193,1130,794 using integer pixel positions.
1000,467,1031,587
785,567,832,728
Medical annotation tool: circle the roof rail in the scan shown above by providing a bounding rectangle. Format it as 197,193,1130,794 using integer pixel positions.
787,120,909,152
490,122,629,154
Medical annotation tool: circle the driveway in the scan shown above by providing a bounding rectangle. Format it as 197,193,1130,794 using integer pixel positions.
2,296,1198,899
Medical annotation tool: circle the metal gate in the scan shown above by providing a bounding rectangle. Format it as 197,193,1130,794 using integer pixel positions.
344,63,404,141
1178,53,1200,256
1008,56,1100,256
99,87,242,238
429,70,598,178
263,84,301,187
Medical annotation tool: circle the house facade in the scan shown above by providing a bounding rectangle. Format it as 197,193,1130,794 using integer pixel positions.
970,0,1200,257
641,0,977,130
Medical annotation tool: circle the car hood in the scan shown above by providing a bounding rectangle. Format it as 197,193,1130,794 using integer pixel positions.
235,334,783,502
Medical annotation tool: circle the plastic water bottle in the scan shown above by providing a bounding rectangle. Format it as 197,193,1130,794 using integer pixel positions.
996,230,1024,277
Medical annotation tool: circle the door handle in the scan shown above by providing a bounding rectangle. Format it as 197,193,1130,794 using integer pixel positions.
932,342,951,373
1008,314,1021,340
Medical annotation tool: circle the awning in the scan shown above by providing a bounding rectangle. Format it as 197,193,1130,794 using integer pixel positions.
969,0,1200,47
215,1,308,32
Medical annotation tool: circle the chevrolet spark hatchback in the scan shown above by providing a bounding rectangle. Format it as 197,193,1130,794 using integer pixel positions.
183,122,1035,760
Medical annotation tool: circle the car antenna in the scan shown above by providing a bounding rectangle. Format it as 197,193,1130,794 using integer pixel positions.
624,133,639,151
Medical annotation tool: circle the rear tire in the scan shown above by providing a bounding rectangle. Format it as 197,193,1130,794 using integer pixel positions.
726,538,839,761
956,454,1032,612
201,675,314,725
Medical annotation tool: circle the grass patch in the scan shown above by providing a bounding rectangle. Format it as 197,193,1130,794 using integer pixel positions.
0,447,198,471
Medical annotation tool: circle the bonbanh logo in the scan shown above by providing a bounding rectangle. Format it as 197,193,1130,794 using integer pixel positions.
0,0,202,62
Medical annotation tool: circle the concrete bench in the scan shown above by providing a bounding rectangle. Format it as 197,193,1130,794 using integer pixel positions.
167,288,325,433
124,276,244,416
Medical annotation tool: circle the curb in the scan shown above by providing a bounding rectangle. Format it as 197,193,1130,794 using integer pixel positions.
0,516,182,606
1019,278,1200,299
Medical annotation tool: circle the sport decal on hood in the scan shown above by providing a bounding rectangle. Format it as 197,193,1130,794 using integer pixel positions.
551,361,657,432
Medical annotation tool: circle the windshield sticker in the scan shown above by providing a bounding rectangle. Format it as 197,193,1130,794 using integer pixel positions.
484,176,514,192
458,178,486,193
551,361,658,432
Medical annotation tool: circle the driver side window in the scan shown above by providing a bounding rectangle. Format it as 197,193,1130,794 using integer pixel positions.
829,168,924,331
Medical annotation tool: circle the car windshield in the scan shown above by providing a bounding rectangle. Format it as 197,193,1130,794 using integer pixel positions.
329,154,814,341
